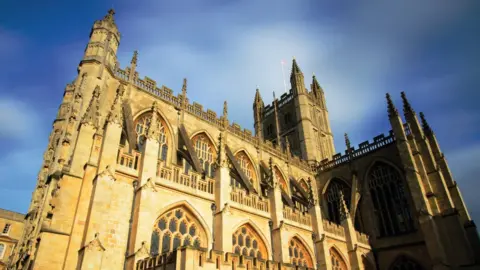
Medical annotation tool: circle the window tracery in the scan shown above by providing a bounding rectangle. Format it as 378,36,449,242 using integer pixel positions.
134,113,168,161
232,224,267,260
324,179,351,224
150,206,206,255
192,134,216,178
235,151,257,188
288,237,313,268
330,248,347,270
368,163,413,237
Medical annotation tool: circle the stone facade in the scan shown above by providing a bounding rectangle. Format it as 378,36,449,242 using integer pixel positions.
0,209,24,270
9,9,480,270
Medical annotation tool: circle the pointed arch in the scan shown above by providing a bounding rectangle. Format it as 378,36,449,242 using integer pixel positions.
329,246,348,270
323,178,352,224
287,235,314,268
152,200,212,253
190,129,218,151
190,131,217,178
366,160,414,237
232,220,271,259
273,165,289,194
234,149,259,190
322,176,351,195
132,106,174,164
388,255,424,270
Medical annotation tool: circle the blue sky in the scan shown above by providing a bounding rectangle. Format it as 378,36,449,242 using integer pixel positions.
0,1,479,222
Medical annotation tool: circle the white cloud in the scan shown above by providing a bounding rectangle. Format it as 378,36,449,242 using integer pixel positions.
0,97,40,140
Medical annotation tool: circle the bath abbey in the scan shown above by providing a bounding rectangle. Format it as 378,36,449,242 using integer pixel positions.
7,9,480,270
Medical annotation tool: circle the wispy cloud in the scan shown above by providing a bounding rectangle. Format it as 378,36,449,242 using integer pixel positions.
0,97,40,140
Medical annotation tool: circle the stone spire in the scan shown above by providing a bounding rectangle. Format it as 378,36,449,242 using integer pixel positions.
81,86,101,128
401,91,415,115
254,87,263,105
253,87,264,139
419,112,433,135
386,93,398,118
107,85,125,125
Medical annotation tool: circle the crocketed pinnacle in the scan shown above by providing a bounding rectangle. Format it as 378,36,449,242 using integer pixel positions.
254,87,263,105
312,74,321,91
223,101,228,119
107,85,125,125
146,101,161,140
181,78,187,96
82,86,101,128
386,93,398,118
131,50,138,66
344,133,351,151
419,112,433,135
401,91,415,115
103,9,116,25
291,57,302,75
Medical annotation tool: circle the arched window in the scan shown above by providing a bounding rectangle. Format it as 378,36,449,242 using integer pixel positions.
324,179,351,224
288,237,313,268
150,206,207,255
330,248,347,270
0,243,4,259
390,255,423,270
134,112,169,161
369,163,414,237
192,134,216,178
232,224,267,260
235,151,257,188
273,167,288,194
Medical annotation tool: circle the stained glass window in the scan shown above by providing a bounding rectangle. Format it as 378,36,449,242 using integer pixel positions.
232,224,267,260
192,134,216,178
134,112,168,161
235,151,258,188
369,163,414,236
151,206,207,255
324,179,351,224
330,248,347,270
288,237,313,268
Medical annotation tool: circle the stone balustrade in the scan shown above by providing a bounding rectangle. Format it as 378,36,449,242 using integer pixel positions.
230,187,269,212
282,205,312,226
157,165,215,194
117,145,141,170
322,219,346,238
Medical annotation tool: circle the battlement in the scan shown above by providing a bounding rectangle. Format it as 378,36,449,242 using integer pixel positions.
114,67,312,171
264,90,294,117
136,246,315,270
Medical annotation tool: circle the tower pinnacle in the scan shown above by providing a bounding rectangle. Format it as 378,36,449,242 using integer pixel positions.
401,91,415,115
386,93,398,118
419,112,433,135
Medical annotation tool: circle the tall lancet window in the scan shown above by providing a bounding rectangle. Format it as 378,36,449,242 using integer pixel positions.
134,113,169,161
324,179,351,224
192,134,216,178
368,163,414,237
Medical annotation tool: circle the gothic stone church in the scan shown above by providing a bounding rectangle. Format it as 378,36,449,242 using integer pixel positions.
9,10,480,270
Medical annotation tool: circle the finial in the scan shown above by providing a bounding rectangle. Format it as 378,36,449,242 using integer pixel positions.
419,112,433,134
400,91,414,114
312,72,315,77
344,133,351,150
273,91,276,100
223,101,228,118
152,100,159,112
386,93,398,118
104,9,116,24
291,57,302,74
182,78,187,96
131,50,138,66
